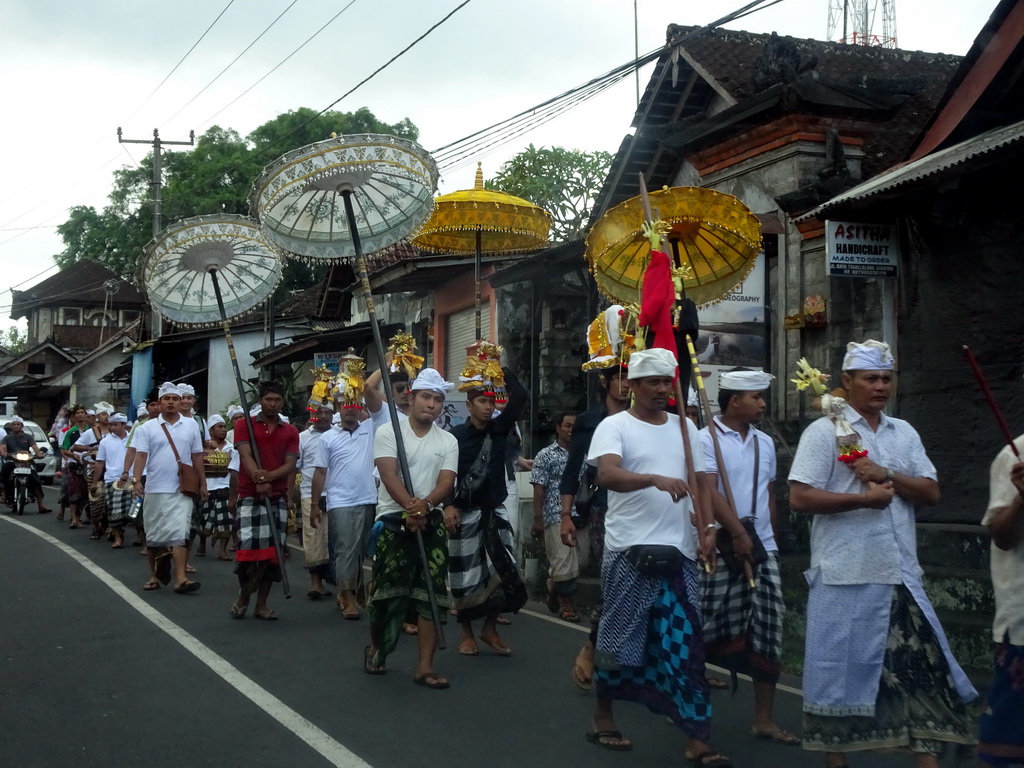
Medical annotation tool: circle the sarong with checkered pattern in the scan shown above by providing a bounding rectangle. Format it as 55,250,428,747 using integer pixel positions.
701,551,785,683
595,551,711,741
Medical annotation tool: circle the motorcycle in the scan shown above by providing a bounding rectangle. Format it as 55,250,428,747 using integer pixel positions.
10,449,44,516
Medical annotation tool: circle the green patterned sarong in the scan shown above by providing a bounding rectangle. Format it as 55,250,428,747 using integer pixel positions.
367,513,449,662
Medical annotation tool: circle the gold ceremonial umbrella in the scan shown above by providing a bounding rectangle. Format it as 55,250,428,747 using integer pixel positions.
412,162,550,340
586,186,761,308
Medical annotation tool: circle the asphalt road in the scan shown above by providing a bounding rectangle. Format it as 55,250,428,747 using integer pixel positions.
0,489,964,768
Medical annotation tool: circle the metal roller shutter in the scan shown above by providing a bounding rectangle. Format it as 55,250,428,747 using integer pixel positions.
445,305,492,380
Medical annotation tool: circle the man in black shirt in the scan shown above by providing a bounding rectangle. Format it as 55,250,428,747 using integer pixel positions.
446,366,528,657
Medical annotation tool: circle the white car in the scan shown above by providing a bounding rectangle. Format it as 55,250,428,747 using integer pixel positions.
3,419,59,485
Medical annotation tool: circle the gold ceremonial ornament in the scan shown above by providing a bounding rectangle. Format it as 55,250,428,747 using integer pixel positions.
336,348,367,409
586,186,762,308
458,340,507,402
203,449,231,478
387,332,424,379
307,364,334,413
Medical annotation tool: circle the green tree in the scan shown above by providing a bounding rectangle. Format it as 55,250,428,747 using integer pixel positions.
486,145,613,242
1,325,29,355
55,107,420,289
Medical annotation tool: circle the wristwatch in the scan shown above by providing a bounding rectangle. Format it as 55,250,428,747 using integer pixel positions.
885,467,895,481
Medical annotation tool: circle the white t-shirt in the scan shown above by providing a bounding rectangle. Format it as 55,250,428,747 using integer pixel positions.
205,443,236,492
298,427,330,498
373,418,458,520
587,410,705,558
699,418,778,552
983,436,1024,645
95,432,130,484
131,415,203,494
317,408,389,509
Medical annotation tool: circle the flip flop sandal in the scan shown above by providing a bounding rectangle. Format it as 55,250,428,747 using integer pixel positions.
402,623,419,636
413,673,449,690
560,609,580,623
750,728,801,746
496,616,511,625
174,580,201,594
253,609,278,621
585,730,632,751
142,580,161,591
706,676,729,690
363,645,386,674
457,642,479,656
686,751,732,767
479,636,512,656
229,600,248,619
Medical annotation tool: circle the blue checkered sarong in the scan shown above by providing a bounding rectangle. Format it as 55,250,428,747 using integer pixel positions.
595,551,711,741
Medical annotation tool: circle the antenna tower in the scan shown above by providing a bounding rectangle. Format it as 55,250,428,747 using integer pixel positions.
827,0,897,48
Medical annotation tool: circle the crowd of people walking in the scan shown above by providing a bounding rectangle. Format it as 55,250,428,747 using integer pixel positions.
5,332,1022,768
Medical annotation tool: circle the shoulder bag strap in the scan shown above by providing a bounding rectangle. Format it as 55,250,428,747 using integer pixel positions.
159,422,184,464
750,432,760,518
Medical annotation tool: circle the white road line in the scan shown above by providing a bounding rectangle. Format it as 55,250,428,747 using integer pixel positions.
286,539,803,697
1,516,371,768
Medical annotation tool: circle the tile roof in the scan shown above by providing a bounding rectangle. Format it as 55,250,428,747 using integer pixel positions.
10,259,146,320
592,26,961,219
674,26,962,178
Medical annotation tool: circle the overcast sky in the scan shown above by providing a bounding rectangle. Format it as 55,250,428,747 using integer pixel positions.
0,0,993,334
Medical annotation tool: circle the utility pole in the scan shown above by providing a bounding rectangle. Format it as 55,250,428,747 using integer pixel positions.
117,128,195,236
117,128,194,341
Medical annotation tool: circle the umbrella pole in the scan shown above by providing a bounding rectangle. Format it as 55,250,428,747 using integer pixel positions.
209,268,292,599
341,189,447,650
635,175,713,570
682,334,756,587
474,229,482,341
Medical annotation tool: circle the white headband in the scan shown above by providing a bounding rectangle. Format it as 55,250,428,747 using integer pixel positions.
720,370,774,391
842,339,894,371
626,348,678,380
93,401,114,415
109,413,128,423
207,414,225,428
178,384,196,397
410,368,454,395
158,381,182,398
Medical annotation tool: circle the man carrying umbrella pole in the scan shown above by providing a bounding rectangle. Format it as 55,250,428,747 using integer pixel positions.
365,369,458,688
230,382,300,621
698,369,799,746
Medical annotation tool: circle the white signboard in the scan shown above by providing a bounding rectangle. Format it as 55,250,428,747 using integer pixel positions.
826,221,899,278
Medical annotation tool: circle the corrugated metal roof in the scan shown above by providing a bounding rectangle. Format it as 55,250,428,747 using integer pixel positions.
801,118,1024,219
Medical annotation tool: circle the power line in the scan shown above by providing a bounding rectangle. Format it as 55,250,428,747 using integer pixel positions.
200,0,360,128
180,0,473,200
161,0,301,128
121,0,237,127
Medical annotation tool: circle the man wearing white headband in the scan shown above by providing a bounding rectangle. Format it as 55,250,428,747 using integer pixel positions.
121,394,161,548
225,404,245,444
789,340,976,763
196,413,236,562
582,347,726,763
310,368,386,614
130,381,206,594
697,368,796,744
91,413,131,548
72,402,115,539
177,383,210,442
365,368,458,686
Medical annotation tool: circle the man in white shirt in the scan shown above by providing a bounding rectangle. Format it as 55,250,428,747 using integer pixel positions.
131,382,207,594
91,413,131,548
310,368,386,617
789,340,976,766
299,404,337,601
584,348,722,764
978,431,1024,766
699,369,798,747
179,383,209,440
364,368,458,688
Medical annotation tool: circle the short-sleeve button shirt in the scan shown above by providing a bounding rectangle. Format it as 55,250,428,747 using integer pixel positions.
530,442,569,527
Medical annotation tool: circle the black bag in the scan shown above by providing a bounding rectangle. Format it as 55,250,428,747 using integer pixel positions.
714,434,768,575
716,517,768,576
624,544,684,577
571,468,597,529
454,435,491,508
